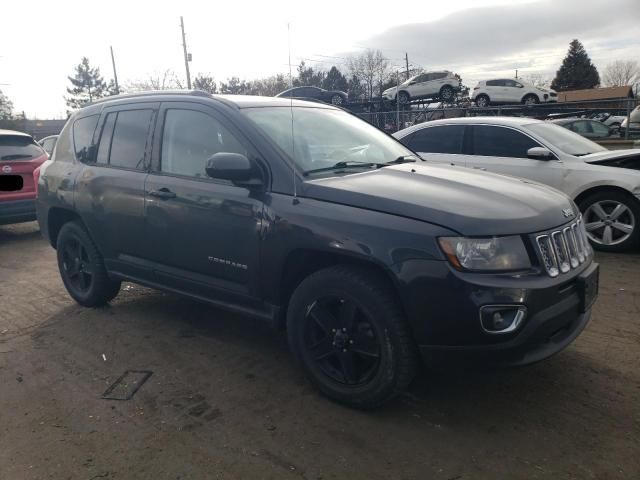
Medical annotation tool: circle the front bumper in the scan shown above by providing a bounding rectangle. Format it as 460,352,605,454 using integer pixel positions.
0,199,36,225
395,259,598,367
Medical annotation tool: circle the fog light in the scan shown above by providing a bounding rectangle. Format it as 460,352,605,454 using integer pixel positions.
480,305,526,334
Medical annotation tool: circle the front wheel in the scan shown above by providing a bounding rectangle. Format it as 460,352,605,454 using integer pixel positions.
522,94,539,105
397,91,410,105
57,221,121,306
287,266,418,408
440,85,455,102
578,191,640,252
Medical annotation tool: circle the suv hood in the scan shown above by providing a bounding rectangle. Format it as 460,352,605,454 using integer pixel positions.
303,163,575,236
582,148,640,164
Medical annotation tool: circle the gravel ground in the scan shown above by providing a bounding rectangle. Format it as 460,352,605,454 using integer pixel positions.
1,221,639,480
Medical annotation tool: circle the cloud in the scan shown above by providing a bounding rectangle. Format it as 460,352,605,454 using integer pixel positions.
353,0,640,77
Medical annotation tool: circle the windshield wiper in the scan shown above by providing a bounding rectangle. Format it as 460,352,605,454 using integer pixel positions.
376,155,417,168
1,154,33,160
303,161,376,176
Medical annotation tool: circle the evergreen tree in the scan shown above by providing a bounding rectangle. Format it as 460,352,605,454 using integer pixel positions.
551,40,600,91
0,89,14,120
347,75,366,100
293,61,324,87
322,66,348,92
193,74,218,94
65,57,108,110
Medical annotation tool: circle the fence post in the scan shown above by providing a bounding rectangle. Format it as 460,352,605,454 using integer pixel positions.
625,99,631,140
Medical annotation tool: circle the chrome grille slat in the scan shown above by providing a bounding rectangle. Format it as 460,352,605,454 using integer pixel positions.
535,218,590,277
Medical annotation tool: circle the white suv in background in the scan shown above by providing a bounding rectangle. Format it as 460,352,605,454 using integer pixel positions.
382,71,461,104
472,78,557,107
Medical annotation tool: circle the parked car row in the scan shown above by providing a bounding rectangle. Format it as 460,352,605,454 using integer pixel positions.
32,90,600,408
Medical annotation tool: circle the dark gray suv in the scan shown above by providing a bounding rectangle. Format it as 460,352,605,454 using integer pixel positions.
36,91,599,407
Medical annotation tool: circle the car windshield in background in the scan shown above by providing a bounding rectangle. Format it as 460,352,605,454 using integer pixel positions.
243,107,416,174
525,123,607,156
0,135,45,161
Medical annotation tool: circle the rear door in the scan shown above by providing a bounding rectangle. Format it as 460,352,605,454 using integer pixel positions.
74,103,158,277
400,125,467,165
465,124,565,190
144,101,265,305
485,80,505,102
0,134,47,203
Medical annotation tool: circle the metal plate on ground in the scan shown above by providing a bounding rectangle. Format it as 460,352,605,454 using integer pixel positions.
102,370,153,400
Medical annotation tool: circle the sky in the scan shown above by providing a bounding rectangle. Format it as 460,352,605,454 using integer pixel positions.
1,0,639,118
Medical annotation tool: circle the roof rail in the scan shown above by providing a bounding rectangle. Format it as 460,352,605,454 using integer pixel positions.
89,89,212,106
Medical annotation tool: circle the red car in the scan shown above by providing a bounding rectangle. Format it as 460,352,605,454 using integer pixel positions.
0,129,48,225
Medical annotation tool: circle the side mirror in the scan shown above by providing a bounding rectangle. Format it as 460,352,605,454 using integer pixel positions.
527,147,554,160
205,152,262,187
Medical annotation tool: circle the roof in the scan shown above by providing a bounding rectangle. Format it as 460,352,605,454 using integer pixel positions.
394,116,543,137
86,90,335,110
557,86,634,102
0,129,32,137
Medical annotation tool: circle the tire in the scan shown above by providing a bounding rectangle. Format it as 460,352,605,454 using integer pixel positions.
475,94,489,107
330,94,344,105
522,94,539,105
397,91,410,105
578,190,640,252
439,85,455,102
56,221,121,306
286,265,418,408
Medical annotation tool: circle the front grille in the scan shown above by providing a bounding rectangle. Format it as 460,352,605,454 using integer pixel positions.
535,218,591,277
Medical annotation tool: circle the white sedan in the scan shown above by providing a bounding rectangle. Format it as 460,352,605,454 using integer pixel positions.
394,117,640,252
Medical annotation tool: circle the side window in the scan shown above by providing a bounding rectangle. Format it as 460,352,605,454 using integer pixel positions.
72,114,99,162
570,121,591,134
432,72,447,80
108,109,154,170
404,125,465,154
590,122,610,137
96,112,117,164
160,109,248,179
486,80,504,87
472,125,539,158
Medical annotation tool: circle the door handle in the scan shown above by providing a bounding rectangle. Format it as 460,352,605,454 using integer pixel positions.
473,166,487,171
148,188,176,199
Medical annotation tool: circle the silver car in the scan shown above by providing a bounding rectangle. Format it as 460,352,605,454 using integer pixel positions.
394,117,640,252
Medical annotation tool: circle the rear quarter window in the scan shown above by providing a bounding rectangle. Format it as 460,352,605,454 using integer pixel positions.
0,135,45,161
73,114,100,162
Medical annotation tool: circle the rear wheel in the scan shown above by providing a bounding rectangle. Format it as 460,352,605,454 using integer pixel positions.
330,94,344,105
475,94,490,107
578,191,640,252
57,221,121,306
287,266,418,408
439,85,455,102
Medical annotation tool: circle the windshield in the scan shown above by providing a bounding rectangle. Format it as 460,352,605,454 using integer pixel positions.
525,122,607,156
243,106,416,174
0,135,45,161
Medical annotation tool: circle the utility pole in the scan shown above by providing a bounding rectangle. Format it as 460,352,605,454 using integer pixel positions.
405,53,410,80
110,46,119,94
515,69,518,79
180,16,192,89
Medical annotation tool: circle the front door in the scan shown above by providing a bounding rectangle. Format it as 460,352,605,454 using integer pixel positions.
465,124,565,191
144,102,265,305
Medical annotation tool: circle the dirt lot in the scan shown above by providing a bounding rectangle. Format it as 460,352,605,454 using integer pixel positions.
0,222,638,480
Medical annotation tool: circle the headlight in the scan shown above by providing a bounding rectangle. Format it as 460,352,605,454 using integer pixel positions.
438,236,531,271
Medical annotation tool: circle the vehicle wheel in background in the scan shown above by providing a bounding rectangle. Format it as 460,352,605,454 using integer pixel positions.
56,221,121,306
475,94,490,107
330,94,344,105
440,85,455,102
397,91,410,105
578,191,640,252
522,94,539,105
287,265,418,408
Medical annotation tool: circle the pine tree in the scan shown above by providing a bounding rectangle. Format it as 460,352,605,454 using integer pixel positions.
65,57,108,110
551,40,600,91
322,66,348,92
193,74,218,94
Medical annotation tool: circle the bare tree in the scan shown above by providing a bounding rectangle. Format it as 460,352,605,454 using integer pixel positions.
524,73,552,89
602,60,640,87
347,49,391,99
125,70,184,92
